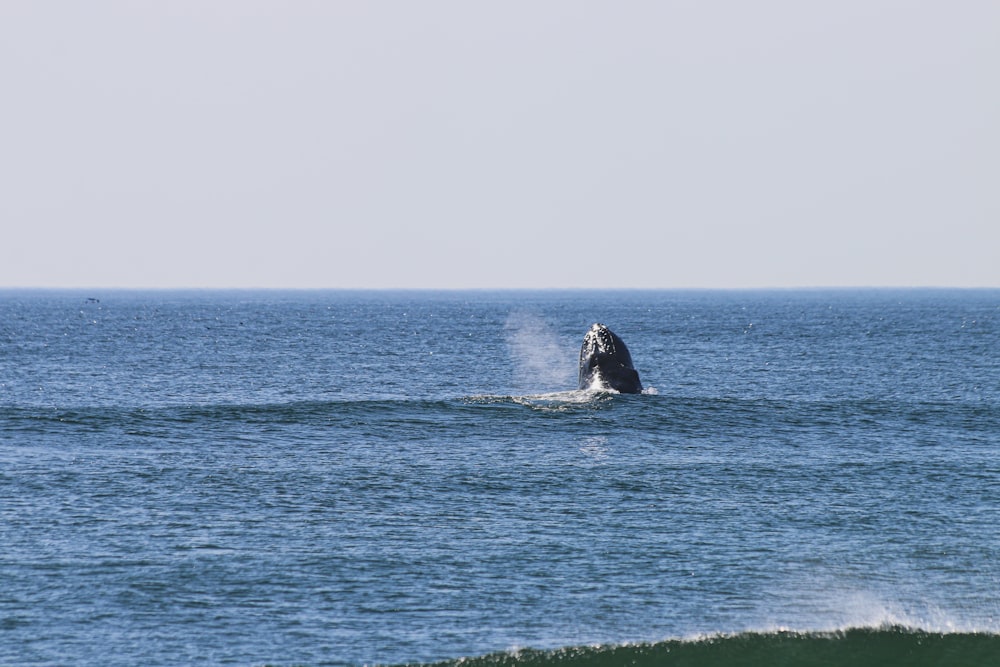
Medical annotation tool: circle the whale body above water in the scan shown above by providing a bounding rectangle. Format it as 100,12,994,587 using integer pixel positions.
578,323,643,394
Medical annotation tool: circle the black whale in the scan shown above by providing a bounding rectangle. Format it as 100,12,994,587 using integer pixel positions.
578,323,643,394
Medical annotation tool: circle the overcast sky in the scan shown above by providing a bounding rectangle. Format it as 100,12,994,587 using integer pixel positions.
2,1,997,288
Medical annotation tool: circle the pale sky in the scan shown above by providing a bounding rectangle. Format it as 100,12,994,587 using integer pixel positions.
2,1,998,289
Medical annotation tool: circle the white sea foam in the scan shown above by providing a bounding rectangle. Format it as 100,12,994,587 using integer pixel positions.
754,576,999,635
582,376,618,393
464,389,597,406
510,389,608,412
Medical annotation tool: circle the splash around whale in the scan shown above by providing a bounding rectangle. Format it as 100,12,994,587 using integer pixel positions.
578,323,643,394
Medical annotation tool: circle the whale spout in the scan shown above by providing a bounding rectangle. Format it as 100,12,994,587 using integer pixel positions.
578,323,643,393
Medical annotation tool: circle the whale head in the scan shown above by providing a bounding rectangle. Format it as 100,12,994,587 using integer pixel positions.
578,323,643,393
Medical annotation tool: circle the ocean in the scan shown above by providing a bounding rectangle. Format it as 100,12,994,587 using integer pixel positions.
1,289,998,666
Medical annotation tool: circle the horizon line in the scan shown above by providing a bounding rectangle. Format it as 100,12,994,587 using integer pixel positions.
3,285,998,292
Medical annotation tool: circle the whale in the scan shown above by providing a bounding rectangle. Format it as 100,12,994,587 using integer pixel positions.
578,323,643,393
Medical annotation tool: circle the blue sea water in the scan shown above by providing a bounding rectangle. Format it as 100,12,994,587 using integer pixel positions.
1,289,998,666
